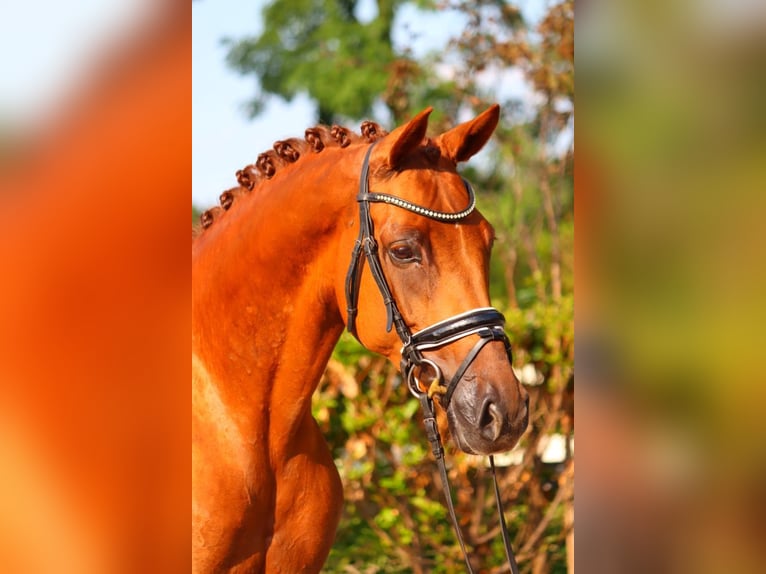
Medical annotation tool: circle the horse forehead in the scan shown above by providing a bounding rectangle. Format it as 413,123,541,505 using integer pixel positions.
385,168,466,210
377,174,492,242
433,215,494,255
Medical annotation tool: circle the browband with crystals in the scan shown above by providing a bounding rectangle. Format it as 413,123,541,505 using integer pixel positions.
357,179,476,222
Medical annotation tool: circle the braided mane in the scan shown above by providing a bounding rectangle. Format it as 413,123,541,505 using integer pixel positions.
193,120,388,238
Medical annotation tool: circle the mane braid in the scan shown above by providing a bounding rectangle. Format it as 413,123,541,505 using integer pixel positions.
193,120,388,237
219,186,244,211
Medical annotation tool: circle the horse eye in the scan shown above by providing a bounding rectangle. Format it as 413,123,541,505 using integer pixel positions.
389,243,416,262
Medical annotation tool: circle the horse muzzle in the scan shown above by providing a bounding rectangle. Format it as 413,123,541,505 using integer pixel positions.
402,307,529,455
447,380,529,455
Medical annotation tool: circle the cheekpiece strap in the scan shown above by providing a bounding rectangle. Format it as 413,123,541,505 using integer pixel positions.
345,142,411,345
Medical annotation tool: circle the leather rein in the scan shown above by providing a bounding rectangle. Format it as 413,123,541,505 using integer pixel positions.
344,143,520,573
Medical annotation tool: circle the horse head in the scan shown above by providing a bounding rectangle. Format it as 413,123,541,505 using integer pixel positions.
337,105,529,456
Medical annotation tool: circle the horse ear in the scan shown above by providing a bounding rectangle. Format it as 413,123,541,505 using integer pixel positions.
381,107,433,169
437,104,500,163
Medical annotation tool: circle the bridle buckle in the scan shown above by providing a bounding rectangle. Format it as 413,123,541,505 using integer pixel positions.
406,358,443,399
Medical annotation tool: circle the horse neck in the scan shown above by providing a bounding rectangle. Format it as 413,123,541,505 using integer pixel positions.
192,146,362,437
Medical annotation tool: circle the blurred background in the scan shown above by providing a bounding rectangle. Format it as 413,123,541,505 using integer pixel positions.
577,0,766,572
193,1,573,572
0,2,188,572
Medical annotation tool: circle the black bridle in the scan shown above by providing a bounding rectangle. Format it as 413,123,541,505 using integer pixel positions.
344,143,520,574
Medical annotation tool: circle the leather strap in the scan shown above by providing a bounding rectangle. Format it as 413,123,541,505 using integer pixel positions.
443,332,496,407
345,143,411,341
408,308,506,349
420,395,519,574
491,455,520,574
419,394,474,573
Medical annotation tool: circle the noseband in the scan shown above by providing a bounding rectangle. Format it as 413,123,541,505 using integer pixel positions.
344,143,520,573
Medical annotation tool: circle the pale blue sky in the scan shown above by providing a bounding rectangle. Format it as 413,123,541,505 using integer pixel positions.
0,0,549,209
192,0,549,208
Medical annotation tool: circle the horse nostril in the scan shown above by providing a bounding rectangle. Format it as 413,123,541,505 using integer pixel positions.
479,400,504,442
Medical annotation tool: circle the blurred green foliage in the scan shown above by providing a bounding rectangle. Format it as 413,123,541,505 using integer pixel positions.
216,1,574,571
224,0,429,124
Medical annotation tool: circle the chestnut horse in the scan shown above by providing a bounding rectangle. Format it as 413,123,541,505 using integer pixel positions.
192,105,529,573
